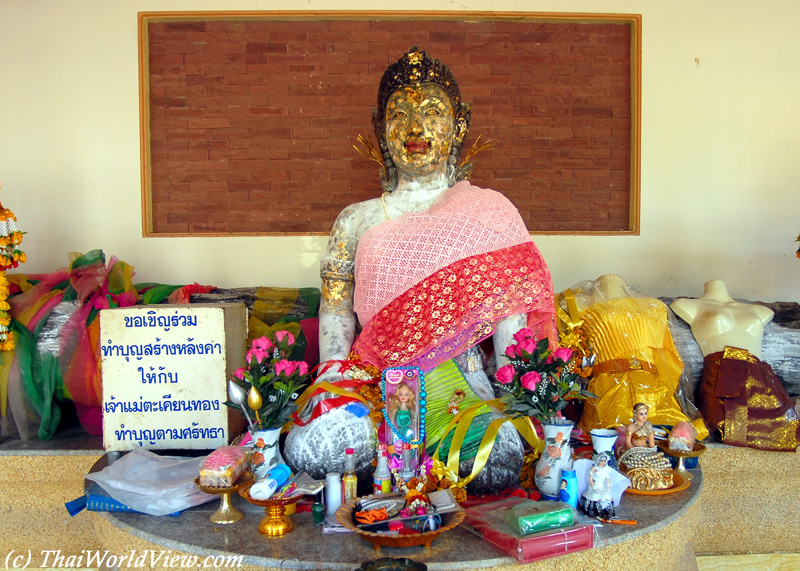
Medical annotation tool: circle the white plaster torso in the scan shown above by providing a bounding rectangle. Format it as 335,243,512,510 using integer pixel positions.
670,280,773,358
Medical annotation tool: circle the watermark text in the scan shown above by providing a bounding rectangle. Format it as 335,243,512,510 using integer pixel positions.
4,549,243,569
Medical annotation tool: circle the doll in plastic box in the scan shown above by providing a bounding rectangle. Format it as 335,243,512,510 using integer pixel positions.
387,381,417,442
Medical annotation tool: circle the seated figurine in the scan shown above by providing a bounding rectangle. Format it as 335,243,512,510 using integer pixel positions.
616,403,673,490
284,47,557,494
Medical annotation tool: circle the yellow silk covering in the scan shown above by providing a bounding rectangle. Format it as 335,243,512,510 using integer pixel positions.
575,297,709,440
247,320,301,348
251,287,303,326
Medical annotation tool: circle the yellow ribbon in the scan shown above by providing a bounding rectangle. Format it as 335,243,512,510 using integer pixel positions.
430,457,459,483
556,289,586,351
432,399,544,487
293,379,370,412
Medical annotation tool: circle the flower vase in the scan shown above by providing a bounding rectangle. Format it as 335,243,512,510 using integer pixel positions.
251,428,284,479
534,421,575,501
589,428,618,469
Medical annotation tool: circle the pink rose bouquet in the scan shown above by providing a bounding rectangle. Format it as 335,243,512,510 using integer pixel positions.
495,327,596,424
227,332,311,430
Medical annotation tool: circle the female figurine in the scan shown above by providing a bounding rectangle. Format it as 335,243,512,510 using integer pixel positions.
578,452,615,520
624,402,656,449
285,47,557,493
387,381,416,442
616,403,673,490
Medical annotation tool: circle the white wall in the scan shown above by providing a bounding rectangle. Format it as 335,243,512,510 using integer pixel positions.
2,0,799,301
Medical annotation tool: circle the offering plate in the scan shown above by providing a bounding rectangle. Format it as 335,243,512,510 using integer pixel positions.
193,471,254,524
238,482,301,536
335,495,464,551
657,440,706,481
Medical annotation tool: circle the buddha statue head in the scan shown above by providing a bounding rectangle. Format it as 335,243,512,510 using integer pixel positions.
372,46,472,191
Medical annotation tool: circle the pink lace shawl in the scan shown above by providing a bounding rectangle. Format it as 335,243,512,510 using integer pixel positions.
352,181,556,368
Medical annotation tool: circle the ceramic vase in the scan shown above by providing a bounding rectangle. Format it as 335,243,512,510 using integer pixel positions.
534,421,574,501
251,428,284,479
589,428,618,469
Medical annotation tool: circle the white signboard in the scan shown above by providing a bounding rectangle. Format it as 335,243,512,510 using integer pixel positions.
100,304,246,452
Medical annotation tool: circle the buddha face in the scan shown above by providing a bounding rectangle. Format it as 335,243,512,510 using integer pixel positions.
635,406,648,424
385,84,456,180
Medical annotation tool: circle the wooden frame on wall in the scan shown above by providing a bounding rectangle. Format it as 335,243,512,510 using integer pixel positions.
139,11,641,237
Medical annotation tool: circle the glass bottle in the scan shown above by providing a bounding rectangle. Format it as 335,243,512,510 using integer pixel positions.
373,449,392,494
312,490,325,525
342,447,358,502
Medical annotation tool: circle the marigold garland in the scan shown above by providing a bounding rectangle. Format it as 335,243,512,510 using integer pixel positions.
346,352,386,429
0,187,26,351
519,451,539,491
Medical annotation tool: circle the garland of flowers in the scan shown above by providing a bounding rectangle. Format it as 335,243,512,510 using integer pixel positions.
341,352,387,430
0,189,26,351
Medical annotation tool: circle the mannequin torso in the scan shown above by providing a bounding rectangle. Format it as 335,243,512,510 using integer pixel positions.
670,280,773,358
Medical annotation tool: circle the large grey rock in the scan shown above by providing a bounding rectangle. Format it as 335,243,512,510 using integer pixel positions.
283,407,377,483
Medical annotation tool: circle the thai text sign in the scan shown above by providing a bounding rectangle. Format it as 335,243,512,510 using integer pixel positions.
100,304,246,451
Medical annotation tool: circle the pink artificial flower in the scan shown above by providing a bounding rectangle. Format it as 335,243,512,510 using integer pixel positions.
274,359,296,377
274,331,295,346
516,338,537,359
496,364,516,384
504,344,518,359
295,361,309,376
520,371,542,391
233,367,246,381
552,347,573,364
246,348,268,364
512,327,536,344
252,337,274,352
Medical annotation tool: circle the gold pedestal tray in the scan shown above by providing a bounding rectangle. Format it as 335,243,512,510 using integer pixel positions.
194,472,254,525
657,440,706,481
238,482,301,536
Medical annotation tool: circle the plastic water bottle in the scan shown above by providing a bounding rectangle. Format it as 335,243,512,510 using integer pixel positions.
325,472,342,517
249,463,291,500
559,468,579,509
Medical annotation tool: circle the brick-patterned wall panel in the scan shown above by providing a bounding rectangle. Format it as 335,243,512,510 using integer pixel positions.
144,17,635,235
